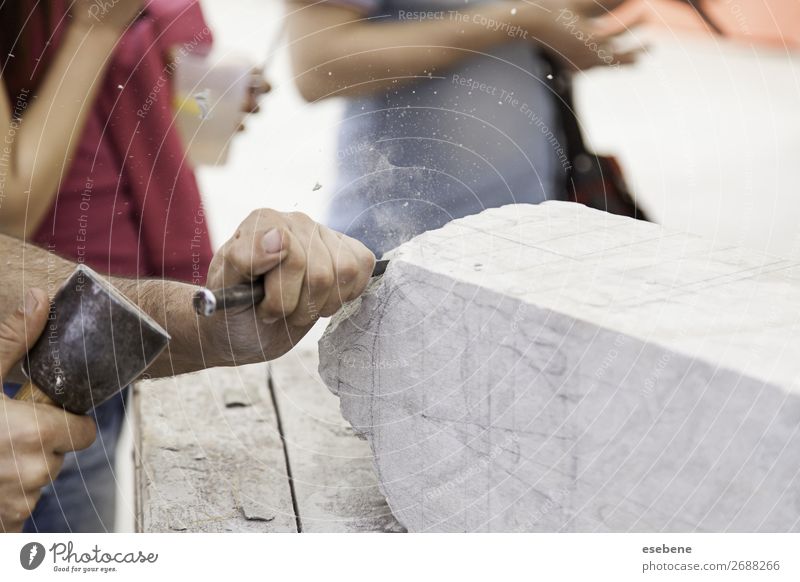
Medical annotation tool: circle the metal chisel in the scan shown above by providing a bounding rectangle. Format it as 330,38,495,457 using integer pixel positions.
193,259,389,317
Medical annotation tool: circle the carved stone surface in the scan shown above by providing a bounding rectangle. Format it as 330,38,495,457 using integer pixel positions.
319,202,800,532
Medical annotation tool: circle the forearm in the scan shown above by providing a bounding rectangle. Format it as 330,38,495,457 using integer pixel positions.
0,235,73,315
0,208,375,384
0,233,216,380
287,1,526,100
114,276,313,378
0,23,122,237
110,278,212,378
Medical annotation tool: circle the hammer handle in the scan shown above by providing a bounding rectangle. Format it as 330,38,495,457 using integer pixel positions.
14,381,56,407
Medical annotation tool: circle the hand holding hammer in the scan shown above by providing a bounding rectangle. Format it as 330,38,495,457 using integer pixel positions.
14,266,170,414
0,288,96,532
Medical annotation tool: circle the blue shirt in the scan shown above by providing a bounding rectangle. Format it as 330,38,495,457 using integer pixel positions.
327,0,566,254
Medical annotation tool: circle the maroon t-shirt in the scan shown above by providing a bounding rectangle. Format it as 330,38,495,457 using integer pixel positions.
33,107,157,278
29,0,214,283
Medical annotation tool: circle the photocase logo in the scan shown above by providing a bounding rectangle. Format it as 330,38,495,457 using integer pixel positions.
20,542,46,570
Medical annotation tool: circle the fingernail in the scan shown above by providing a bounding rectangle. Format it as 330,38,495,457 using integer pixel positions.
261,316,279,325
23,289,40,316
261,229,283,254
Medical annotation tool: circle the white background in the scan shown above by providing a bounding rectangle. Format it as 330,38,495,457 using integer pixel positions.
2,533,800,580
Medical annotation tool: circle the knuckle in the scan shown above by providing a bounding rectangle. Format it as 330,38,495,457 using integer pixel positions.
48,455,65,476
307,267,335,290
261,295,285,318
336,259,359,283
33,461,51,485
286,309,312,327
72,416,97,448
284,248,306,271
20,461,49,488
247,208,282,230
220,240,236,264
246,208,266,223
222,244,250,275
14,498,35,520
319,302,341,317
359,250,376,272
37,415,58,439
287,211,311,223
19,423,45,446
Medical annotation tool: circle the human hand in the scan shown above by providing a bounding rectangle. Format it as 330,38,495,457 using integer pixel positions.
554,0,630,17
200,210,376,364
0,290,96,533
499,0,628,23
243,70,271,114
237,70,272,132
72,0,145,31
501,0,642,71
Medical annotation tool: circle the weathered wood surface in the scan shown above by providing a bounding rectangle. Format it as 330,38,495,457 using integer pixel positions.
319,201,800,532
270,347,404,532
134,350,402,532
134,363,296,532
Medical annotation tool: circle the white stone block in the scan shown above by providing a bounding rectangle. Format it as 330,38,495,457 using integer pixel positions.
319,202,800,532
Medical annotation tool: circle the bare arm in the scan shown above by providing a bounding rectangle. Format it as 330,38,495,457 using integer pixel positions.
0,206,376,380
0,1,141,238
286,0,638,102
286,0,526,101
0,233,202,378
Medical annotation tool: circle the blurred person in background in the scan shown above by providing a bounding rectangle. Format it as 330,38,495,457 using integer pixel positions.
0,0,265,531
286,0,641,255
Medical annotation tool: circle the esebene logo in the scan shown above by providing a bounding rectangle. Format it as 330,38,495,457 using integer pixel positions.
20,542,46,570
19,541,158,574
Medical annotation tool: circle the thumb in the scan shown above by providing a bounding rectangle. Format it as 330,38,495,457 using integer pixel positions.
214,226,289,289
0,289,49,381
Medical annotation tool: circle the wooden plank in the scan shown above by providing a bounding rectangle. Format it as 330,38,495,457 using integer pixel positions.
270,347,404,532
134,363,297,532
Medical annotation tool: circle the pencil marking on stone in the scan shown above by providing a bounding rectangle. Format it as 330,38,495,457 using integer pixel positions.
319,202,800,532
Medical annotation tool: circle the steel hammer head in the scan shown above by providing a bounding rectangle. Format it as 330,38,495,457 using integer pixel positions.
22,265,170,414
